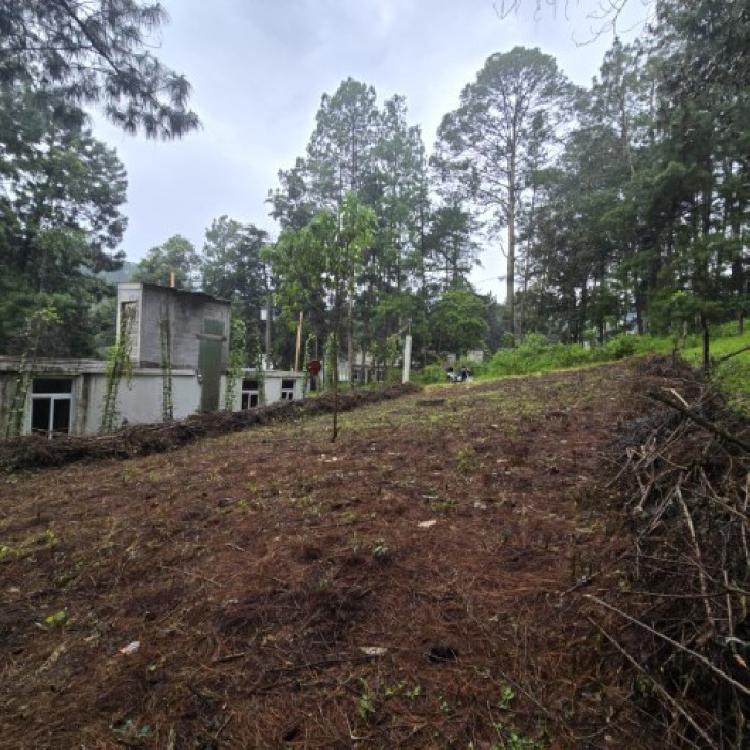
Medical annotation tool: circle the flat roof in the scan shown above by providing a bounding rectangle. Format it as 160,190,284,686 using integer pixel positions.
118,281,231,306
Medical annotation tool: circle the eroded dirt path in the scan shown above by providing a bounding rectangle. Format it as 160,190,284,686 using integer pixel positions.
0,364,638,748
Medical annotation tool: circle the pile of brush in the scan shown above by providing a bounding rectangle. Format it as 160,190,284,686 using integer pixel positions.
0,382,421,473
586,358,750,748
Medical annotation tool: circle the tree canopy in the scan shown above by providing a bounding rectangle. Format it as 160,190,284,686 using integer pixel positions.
0,0,199,139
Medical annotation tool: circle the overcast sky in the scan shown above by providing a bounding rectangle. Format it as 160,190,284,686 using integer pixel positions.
92,0,650,297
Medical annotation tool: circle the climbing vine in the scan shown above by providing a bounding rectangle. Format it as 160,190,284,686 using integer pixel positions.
100,304,135,433
4,306,62,438
160,312,173,422
224,316,246,411
301,333,317,397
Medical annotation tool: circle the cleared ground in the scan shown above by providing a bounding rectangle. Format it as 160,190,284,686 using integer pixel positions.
1,363,645,748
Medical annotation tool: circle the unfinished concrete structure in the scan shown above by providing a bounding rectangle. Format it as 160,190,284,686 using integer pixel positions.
0,283,303,437
116,282,232,411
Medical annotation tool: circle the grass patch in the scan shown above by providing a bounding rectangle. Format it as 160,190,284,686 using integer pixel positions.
683,328,750,411
484,333,671,378
419,327,748,409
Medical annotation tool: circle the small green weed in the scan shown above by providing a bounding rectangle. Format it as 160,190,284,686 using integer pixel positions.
356,680,376,722
455,446,477,475
371,540,391,561
498,684,515,710
43,609,68,628
491,722,546,750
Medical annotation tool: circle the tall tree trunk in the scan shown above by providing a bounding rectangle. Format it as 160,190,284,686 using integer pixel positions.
332,330,339,441
506,181,516,342
347,296,354,388
700,312,710,374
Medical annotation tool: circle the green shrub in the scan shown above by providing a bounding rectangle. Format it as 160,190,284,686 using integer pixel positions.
601,334,637,359
418,363,447,384
486,332,669,378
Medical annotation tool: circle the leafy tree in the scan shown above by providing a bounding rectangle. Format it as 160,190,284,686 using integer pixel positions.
133,234,200,289
434,47,574,339
271,79,432,370
423,203,479,290
0,86,127,355
270,194,376,436
201,216,269,358
0,0,199,138
306,78,380,209
430,289,489,357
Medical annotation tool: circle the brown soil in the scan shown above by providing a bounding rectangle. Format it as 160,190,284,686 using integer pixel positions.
0,362,672,748
0,383,421,474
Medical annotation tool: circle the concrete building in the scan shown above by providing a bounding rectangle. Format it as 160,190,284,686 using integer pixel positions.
0,283,303,438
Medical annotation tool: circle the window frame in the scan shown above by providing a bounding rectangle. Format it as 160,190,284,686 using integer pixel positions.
30,378,74,438
240,379,260,410
280,378,295,401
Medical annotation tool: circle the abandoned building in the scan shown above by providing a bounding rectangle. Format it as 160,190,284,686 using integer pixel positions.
0,282,303,437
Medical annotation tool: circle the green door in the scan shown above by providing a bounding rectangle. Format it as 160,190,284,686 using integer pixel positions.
198,319,224,411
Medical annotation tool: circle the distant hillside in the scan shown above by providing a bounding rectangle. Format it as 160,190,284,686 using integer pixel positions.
98,260,137,284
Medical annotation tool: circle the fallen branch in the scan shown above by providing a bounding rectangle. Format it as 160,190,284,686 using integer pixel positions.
647,390,750,453
587,616,718,749
716,345,750,365
584,594,750,698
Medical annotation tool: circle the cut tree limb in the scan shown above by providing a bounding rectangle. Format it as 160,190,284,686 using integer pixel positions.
587,616,718,750
647,391,750,453
716,345,750,364
584,594,750,698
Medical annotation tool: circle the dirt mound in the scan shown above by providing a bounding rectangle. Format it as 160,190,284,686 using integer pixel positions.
0,382,421,474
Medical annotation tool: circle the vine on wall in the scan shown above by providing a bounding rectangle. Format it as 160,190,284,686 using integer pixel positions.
301,333,317,397
224,316,246,411
160,313,173,422
5,306,62,438
100,305,135,433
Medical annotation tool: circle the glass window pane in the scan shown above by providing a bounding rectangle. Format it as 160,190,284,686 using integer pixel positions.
242,379,259,391
51,399,70,435
31,398,51,434
32,378,73,394
281,379,294,390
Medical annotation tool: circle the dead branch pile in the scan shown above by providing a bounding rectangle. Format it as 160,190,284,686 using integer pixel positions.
0,382,421,474
586,360,750,748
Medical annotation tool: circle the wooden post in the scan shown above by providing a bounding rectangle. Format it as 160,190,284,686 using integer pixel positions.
700,312,710,374
294,311,303,371
402,334,412,384
169,271,175,288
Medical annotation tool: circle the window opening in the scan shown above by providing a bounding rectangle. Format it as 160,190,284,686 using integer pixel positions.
31,378,73,437
281,378,295,401
241,378,260,410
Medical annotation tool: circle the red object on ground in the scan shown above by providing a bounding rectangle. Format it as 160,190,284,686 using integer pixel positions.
307,359,321,376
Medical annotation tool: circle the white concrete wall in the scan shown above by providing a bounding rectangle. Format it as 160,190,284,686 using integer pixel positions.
81,369,200,433
219,370,304,410
3,364,304,436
